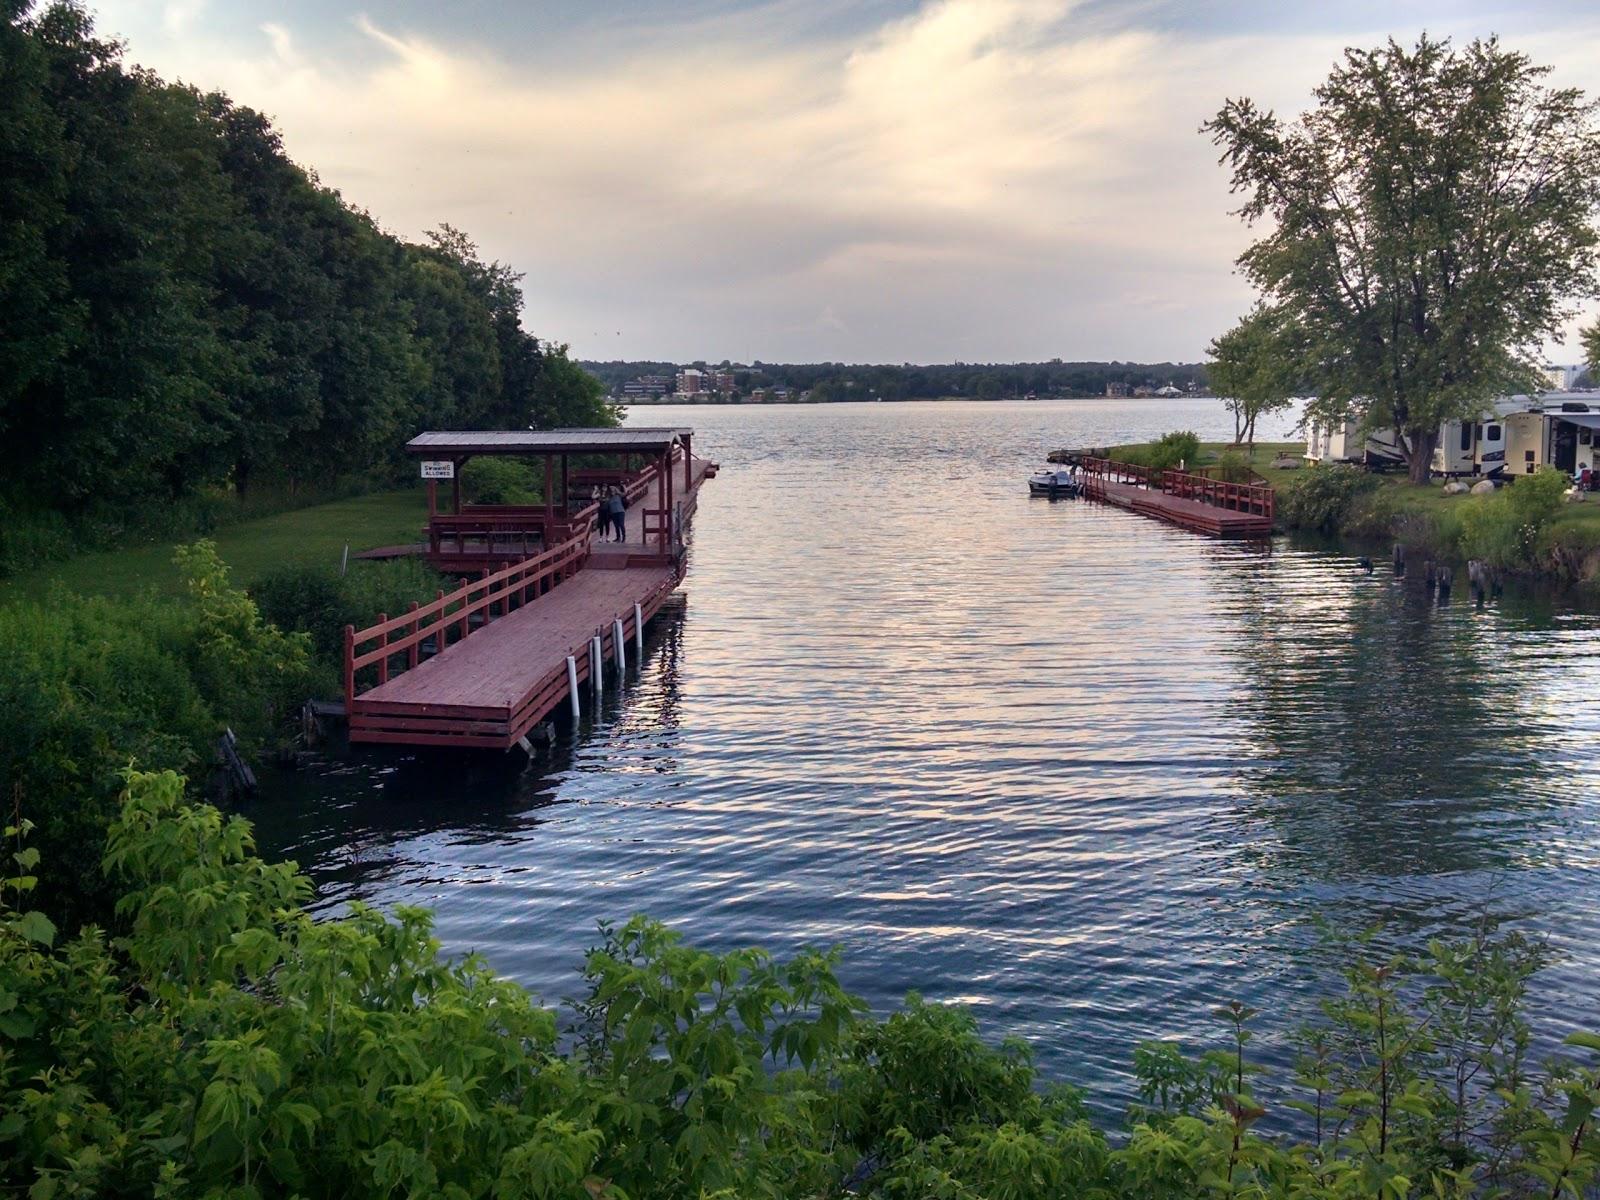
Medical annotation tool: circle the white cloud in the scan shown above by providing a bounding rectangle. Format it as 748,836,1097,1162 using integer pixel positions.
85,1,1600,360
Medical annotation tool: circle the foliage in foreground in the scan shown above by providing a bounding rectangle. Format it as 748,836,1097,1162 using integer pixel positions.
0,542,311,930
5,773,1600,1198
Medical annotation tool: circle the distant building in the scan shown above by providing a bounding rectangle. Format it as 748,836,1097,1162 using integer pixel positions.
620,374,670,402
1132,385,1156,398
712,370,736,395
1105,381,1131,398
1546,364,1586,391
1154,384,1183,398
676,367,707,396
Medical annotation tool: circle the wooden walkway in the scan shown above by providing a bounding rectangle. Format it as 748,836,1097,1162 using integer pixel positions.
345,449,713,750
1081,458,1274,538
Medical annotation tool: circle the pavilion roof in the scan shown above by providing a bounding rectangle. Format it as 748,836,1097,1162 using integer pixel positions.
406,427,691,457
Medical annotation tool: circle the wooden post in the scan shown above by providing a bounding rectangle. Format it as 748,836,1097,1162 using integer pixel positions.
544,454,554,535
665,442,675,549
561,454,569,516
657,449,667,552
435,589,446,648
376,613,389,684
343,625,356,708
683,432,692,492
407,601,420,669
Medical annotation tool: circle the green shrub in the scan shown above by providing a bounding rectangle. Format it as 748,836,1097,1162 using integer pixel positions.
1277,465,1380,533
1121,430,1203,473
1458,467,1571,570
251,557,448,673
462,457,543,505
1212,449,1254,484
5,773,1600,1199
0,542,311,929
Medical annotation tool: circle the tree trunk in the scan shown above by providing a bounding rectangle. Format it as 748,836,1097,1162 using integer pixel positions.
1406,427,1438,484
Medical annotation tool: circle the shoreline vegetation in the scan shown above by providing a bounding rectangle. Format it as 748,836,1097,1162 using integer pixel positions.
1103,438,1600,584
6,768,1600,1198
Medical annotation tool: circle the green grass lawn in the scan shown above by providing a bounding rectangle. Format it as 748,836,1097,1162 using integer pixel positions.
1104,440,1305,485
1,488,430,603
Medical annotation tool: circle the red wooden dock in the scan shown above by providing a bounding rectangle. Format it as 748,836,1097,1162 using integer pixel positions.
1080,457,1274,537
343,428,714,750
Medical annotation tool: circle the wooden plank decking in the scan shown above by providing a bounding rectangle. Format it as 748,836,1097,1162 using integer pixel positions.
1080,457,1274,538
1095,479,1275,537
349,566,679,748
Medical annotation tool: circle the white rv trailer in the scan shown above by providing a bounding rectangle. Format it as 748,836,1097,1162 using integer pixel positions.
1304,417,1405,468
1430,397,1523,477
1502,393,1600,477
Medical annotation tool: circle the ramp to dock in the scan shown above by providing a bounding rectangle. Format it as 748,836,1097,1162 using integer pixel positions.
350,565,678,749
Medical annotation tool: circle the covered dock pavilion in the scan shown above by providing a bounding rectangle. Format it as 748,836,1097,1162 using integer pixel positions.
408,426,700,573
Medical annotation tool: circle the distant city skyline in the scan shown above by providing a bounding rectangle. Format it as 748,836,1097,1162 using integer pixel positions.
91,0,1600,363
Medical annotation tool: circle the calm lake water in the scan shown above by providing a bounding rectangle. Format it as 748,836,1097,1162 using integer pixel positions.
250,397,1600,1107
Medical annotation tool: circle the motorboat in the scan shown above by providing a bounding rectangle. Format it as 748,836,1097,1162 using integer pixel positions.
1028,467,1080,496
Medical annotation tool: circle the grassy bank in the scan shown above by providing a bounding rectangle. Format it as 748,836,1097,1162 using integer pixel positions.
1108,436,1600,581
1,487,430,602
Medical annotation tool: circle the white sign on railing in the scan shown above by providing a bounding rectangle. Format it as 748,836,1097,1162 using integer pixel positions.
420,460,454,480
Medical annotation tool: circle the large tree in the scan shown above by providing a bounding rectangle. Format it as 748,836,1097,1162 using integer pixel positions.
1584,319,1600,376
1206,36,1600,482
1207,303,1298,448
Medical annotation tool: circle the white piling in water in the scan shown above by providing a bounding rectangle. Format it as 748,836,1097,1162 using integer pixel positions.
613,618,626,672
517,734,534,755
590,636,602,695
634,602,644,659
566,655,580,719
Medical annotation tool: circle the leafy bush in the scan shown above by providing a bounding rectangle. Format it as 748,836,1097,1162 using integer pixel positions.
251,558,449,671
1459,467,1572,570
1121,430,1203,473
462,457,544,506
1212,449,1254,483
5,771,1600,1199
1277,464,1381,533
0,542,311,929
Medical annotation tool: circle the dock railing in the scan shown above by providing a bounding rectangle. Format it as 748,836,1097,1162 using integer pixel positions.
1081,457,1274,521
344,533,589,708
1162,470,1274,520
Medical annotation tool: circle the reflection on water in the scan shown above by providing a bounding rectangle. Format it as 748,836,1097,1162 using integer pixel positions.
246,399,1600,1105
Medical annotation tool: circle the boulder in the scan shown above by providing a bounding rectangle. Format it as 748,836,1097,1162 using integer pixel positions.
1270,455,1303,470
1441,480,1469,495
1470,479,1496,495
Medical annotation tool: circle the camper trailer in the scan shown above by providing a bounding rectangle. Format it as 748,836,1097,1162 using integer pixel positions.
1503,394,1600,476
1431,399,1518,477
1304,418,1406,468
1305,417,1361,464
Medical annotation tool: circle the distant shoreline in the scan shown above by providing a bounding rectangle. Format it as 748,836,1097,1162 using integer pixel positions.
621,394,1220,406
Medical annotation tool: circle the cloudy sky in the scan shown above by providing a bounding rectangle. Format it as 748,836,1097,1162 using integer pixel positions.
88,0,1600,364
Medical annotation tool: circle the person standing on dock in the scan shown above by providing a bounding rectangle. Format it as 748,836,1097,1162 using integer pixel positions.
605,487,626,542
